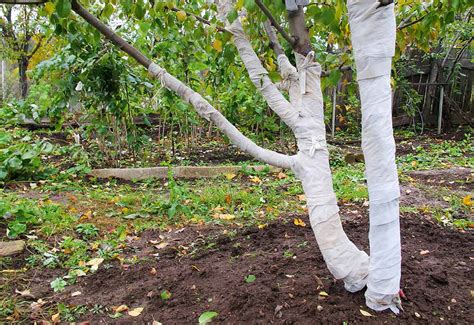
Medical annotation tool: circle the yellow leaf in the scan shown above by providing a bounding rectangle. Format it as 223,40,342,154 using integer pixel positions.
250,176,262,184
225,173,236,180
360,309,373,317
462,195,472,207
113,305,129,313
258,224,267,229
44,2,55,15
294,218,306,227
128,307,144,317
51,312,60,323
318,291,328,297
176,10,187,22
214,213,236,221
212,39,223,52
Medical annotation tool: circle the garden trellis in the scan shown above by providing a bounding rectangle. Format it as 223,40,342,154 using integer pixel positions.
1,0,405,313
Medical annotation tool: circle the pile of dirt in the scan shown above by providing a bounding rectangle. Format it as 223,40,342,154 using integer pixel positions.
25,212,472,324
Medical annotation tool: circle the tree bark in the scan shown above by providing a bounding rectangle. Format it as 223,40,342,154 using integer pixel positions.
18,56,29,98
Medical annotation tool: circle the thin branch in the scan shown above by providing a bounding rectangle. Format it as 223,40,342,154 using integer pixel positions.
71,0,151,67
254,0,295,46
445,36,473,83
397,13,428,30
168,7,230,33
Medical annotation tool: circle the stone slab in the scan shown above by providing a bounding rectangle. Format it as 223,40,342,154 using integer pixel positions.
0,240,26,257
89,165,281,180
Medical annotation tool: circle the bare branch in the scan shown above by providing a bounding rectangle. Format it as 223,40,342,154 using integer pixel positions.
255,0,295,46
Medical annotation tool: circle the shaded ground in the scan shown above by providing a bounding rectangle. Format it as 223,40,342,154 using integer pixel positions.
22,211,473,324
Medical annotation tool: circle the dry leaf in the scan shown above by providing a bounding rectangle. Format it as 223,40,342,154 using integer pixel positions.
128,307,144,317
297,194,306,201
214,213,236,221
71,291,82,297
86,258,104,272
249,176,262,184
155,242,169,249
51,312,60,323
113,305,128,313
462,195,472,207
420,250,430,255
318,291,328,297
293,218,306,227
150,268,157,276
258,224,267,229
360,309,373,317
152,321,163,325
224,173,236,180
15,289,35,299
277,172,287,179
225,194,232,205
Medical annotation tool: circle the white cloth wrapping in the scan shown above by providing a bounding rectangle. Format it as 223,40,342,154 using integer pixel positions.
285,0,310,11
348,0,401,313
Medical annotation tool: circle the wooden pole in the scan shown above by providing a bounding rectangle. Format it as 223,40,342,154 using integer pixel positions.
331,86,337,138
437,86,444,134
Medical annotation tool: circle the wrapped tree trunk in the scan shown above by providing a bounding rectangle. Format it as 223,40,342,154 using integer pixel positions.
347,0,401,313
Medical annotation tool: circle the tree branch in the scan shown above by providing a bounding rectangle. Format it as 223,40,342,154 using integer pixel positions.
262,20,284,56
168,7,230,33
255,0,295,47
70,0,292,169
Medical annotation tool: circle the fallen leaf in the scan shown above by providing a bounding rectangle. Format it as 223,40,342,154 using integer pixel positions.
360,309,373,317
150,268,157,275
86,258,104,271
30,299,46,312
293,218,306,227
224,173,236,180
462,195,472,207
15,289,35,299
420,250,430,255
113,305,128,313
152,321,162,325
51,312,60,323
318,291,328,297
71,291,82,297
225,194,232,205
277,172,287,179
297,194,306,201
415,312,421,318
257,224,267,229
155,242,169,249
249,176,262,184
213,213,236,221
199,311,218,324
128,307,144,317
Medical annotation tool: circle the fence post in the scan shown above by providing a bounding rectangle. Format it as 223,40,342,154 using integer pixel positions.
437,86,444,135
331,86,337,138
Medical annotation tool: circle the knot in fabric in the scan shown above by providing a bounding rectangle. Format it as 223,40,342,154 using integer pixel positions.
296,131,326,157
298,51,318,95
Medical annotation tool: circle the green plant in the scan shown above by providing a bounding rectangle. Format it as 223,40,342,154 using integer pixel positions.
244,274,256,283
75,223,99,238
50,278,67,292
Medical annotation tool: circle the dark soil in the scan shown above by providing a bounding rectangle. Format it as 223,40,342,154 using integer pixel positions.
24,212,473,324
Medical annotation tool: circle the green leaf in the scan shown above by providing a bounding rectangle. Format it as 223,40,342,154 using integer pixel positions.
7,222,27,238
244,274,256,283
198,311,218,324
227,9,238,23
56,0,71,18
160,290,172,301
50,277,67,292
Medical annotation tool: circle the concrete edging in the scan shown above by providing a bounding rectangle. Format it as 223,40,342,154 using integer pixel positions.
89,165,281,180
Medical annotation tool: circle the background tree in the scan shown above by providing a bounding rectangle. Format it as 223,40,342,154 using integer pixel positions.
0,4,47,97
